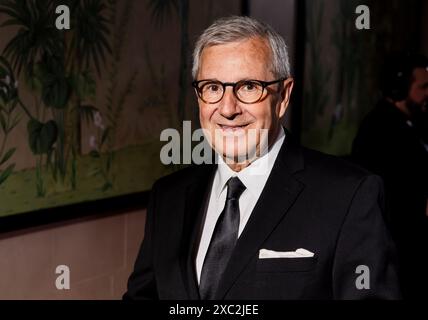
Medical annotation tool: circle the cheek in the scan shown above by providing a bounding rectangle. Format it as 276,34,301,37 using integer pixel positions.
409,84,426,102
199,106,214,125
248,105,275,127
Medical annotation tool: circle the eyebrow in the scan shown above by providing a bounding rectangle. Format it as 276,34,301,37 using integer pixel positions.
196,78,269,82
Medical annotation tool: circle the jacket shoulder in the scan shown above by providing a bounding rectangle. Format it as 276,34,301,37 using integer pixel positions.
300,147,375,183
153,164,214,191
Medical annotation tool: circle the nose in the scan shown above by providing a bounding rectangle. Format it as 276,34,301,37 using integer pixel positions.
218,87,241,118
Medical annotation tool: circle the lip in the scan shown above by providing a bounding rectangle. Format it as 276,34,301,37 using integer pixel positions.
217,124,250,131
215,124,250,138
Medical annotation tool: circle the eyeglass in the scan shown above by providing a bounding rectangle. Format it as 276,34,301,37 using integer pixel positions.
192,78,287,104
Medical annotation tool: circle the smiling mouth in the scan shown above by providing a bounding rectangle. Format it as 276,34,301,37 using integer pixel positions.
218,124,249,131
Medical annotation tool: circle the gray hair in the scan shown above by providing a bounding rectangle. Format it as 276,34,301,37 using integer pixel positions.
192,16,291,80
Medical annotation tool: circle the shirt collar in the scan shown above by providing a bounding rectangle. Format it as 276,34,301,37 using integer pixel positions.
215,127,286,199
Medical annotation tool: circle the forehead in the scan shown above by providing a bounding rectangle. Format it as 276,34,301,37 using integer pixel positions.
198,37,273,80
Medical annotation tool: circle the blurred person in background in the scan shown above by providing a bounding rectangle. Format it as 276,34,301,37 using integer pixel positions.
352,52,428,299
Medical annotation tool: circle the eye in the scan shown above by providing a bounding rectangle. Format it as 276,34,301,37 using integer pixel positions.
203,82,221,92
241,81,258,91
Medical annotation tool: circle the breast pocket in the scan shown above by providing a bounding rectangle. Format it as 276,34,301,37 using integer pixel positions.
257,257,318,273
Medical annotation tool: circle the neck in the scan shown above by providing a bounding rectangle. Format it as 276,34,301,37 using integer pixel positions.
227,160,251,172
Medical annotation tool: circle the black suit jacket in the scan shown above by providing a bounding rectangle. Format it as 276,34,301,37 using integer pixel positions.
125,134,401,300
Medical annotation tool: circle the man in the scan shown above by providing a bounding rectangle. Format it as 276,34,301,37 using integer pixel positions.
352,53,428,299
125,16,400,300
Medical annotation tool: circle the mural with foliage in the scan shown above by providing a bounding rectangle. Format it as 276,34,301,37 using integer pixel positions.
0,0,241,218
0,0,145,216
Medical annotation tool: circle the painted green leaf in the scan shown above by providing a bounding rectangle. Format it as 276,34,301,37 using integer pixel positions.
80,105,98,125
106,154,112,172
42,77,71,109
88,167,102,177
0,147,16,166
0,111,6,132
101,182,112,192
7,112,21,133
100,127,110,147
27,119,58,155
36,55,70,109
71,72,96,99
0,163,15,185
89,150,101,158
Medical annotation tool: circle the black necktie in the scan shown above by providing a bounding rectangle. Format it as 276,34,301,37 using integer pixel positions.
199,176,246,300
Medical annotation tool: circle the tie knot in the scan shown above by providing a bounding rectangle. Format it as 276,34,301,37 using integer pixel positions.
226,177,246,201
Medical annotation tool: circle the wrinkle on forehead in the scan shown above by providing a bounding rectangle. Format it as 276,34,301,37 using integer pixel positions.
198,37,275,81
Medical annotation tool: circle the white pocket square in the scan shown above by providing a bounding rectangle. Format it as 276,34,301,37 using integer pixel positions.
259,248,315,259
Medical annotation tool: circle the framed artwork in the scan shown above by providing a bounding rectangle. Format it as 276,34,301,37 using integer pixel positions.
0,0,243,222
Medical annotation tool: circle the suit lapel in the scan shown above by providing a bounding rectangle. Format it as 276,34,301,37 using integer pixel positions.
179,164,216,299
214,136,306,299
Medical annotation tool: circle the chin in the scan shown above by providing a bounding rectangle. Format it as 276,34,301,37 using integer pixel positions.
224,150,247,162
220,142,261,163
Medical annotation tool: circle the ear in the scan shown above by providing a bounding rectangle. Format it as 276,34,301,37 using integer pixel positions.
278,78,294,118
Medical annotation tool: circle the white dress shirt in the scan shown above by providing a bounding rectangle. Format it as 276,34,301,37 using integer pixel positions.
195,127,286,284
